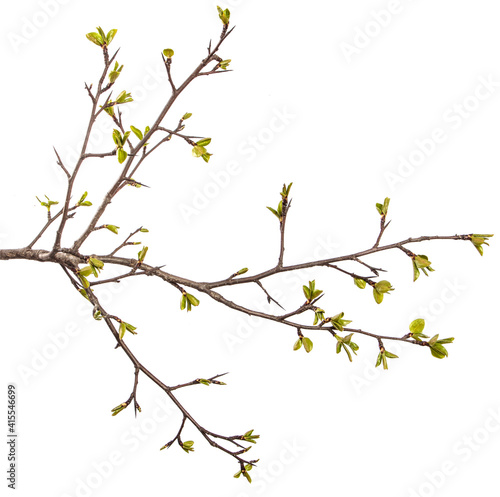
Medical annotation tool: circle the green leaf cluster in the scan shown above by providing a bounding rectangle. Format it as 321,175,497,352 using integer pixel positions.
470,234,493,256
112,129,130,163
328,312,352,331
375,348,399,370
180,292,200,312
428,334,454,359
86,27,117,47
373,280,394,304
241,429,260,444
181,440,194,453
375,197,390,216
119,320,137,339
192,138,212,162
36,195,58,212
267,183,292,222
116,90,133,104
313,308,325,325
280,182,293,200
217,6,231,24
302,280,322,303
108,61,123,84
335,333,359,362
234,462,256,484
412,254,434,282
77,260,103,288
77,191,92,207
293,335,313,353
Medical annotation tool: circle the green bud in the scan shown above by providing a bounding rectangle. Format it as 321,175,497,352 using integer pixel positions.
137,246,148,262
105,224,120,234
182,112,192,120
116,91,133,104
217,6,231,24
354,278,366,289
293,338,302,351
376,197,390,216
163,48,174,57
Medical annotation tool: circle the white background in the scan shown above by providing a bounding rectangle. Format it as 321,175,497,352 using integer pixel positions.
1,1,500,496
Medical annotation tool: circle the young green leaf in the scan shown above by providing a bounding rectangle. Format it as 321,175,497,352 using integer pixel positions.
293,338,302,351
192,145,206,157
130,125,143,140
106,29,118,45
186,293,200,307
196,138,212,147
302,337,313,353
86,32,103,46
373,289,384,304
409,319,425,334
119,322,126,339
